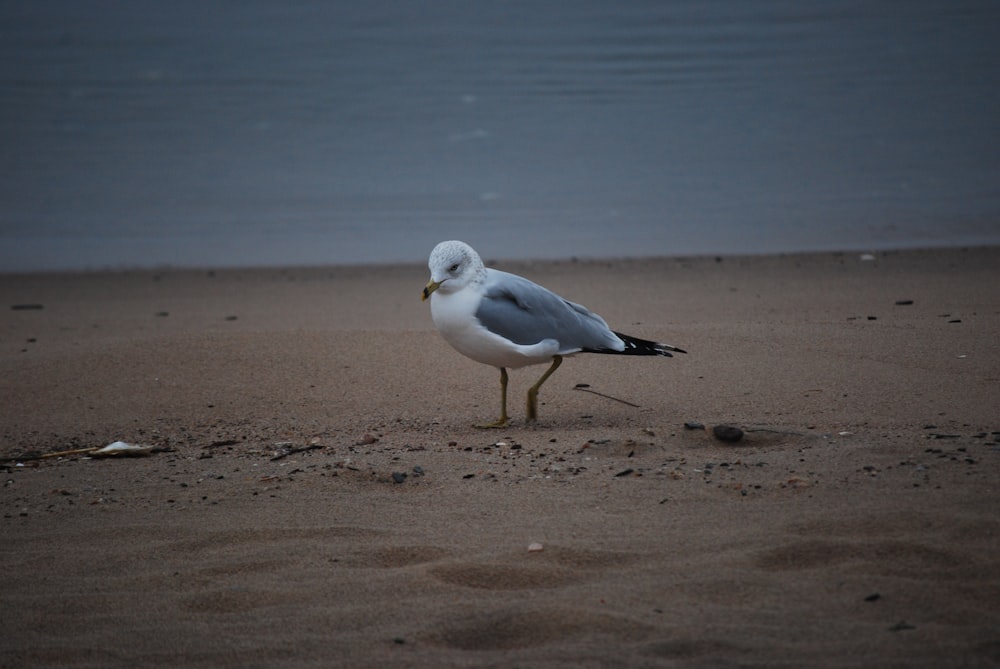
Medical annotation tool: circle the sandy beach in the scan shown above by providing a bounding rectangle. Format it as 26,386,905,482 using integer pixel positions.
2,246,998,668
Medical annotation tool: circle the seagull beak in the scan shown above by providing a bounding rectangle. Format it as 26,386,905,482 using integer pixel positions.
422,279,443,301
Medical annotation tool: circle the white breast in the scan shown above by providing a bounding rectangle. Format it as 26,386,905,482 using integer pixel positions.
430,290,558,369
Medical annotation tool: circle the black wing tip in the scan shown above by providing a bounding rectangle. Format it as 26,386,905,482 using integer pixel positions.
609,332,686,357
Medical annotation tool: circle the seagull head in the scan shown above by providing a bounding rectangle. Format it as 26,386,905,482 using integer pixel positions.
422,240,485,300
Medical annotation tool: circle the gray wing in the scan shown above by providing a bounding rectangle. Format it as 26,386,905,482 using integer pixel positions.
475,269,623,352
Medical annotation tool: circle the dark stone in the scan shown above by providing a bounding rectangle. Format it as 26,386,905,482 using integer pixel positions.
683,421,705,430
712,425,744,443
391,472,407,484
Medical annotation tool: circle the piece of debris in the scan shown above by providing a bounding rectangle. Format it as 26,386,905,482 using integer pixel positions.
574,385,641,408
527,542,544,552
684,421,705,430
91,441,154,458
270,443,322,461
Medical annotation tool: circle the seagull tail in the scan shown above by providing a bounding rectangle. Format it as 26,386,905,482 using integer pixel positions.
587,332,686,357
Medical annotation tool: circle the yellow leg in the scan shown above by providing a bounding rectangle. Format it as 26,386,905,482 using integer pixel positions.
526,355,562,422
477,367,509,428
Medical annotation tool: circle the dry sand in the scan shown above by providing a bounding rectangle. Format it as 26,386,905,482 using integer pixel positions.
2,247,999,668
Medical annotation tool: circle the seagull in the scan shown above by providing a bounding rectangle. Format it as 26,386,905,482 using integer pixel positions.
422,240,685,427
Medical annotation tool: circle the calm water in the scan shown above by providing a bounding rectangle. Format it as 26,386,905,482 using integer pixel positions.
2,1,999,270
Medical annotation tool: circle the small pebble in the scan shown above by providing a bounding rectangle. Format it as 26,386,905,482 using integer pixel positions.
684,421,705,430
712,425,744,443
527,542,544,552
391,472,407,484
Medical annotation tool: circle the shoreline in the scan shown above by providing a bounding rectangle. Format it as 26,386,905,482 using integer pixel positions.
3,242,998,277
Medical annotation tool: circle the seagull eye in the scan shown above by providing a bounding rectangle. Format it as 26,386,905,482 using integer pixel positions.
449,263,460,272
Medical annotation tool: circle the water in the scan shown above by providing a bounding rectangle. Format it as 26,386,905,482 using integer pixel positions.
2,1,999,271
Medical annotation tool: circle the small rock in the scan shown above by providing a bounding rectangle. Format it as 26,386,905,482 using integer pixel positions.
614,468,635,477
412,465,425,476
864,592,881,602
527,542,544,552
894,299,914,306
391,472,407,484
712,425,744,443
356,434,378,445
684,421,705,430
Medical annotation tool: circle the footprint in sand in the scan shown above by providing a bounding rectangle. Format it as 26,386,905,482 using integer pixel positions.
754,538,966,573
423,607,651,651
754,514,976,575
